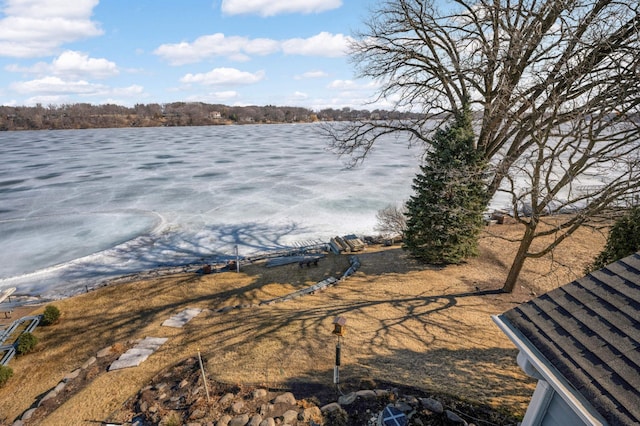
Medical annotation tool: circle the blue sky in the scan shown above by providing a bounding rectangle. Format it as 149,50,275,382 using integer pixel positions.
0,0,385,110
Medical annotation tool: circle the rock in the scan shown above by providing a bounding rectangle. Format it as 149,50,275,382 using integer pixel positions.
63,369,81,382
301,406,321,422
231,400,245,414
403,395,418,406
11,420,23,426
81,356,97,369
180,379,190,388
252,389,268,400
395,401,412,412
190,408,206,420
320,402,342,413
228,413,250,426
356,390,377,399
259,403,273,416
338,391,357,405
217,415,232,426
21,408,37,421
96,346,112,358
374,389,390,397
420,397,444,414
220,392,235,405
248,414,262,426
445,409,468,424
38,390,57,406
259,419,275,426
54,382,66,393
273,392,296,405
282,410,298,424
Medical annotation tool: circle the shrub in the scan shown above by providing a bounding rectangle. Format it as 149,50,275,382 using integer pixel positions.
16,332,38,355
41,304,61,326
0,365,13,387
323,406,349,426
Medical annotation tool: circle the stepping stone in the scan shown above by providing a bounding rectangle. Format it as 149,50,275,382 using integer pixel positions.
108,337,168,371
162,308,202,328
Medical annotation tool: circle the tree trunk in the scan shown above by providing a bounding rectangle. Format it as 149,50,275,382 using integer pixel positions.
502,223,537,293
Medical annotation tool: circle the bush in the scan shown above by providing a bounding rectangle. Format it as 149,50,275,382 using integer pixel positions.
16,332,38,355
323,406,349,426
41,305,61,326
0,365,13,387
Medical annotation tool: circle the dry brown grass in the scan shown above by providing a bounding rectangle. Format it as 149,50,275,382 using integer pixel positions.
0,222,607,425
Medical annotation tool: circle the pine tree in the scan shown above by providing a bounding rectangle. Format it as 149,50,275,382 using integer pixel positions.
403,106,487,264
586,206,640,273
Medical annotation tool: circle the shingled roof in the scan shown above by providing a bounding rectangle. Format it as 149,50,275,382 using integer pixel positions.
499,252,640,425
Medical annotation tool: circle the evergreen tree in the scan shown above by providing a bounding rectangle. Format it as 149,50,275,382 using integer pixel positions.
403,106,487,264
586,206,640,273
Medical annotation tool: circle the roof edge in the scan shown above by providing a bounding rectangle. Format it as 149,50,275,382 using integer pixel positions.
492,314,608,426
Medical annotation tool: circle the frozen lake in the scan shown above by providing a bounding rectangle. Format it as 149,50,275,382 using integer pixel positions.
0,124,424,299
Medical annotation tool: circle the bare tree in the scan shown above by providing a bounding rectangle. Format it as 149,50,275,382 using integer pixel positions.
375,203,408,239
326,0,640,291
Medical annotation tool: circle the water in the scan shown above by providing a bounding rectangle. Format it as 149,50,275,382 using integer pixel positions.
0,124,423,299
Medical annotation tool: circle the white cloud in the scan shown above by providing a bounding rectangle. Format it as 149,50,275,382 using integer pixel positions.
291,91,308,100
295,70,329,80
52,51,118,79
180,68,265,86
0,0,102,58
186,91,240,103
221,0,342,17
155,32,351,66
11,76,104,94
10,76,145,104
281,32,350,57
7,51,119,79
327,79,357,90
154,33,279,66
111,85,144,97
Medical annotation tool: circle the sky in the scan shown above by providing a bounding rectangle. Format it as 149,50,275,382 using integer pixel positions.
0,0,385,110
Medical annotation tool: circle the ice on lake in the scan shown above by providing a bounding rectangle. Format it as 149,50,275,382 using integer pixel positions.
0,124,424,299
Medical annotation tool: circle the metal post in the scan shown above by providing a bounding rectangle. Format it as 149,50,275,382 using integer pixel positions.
235,245,240,273
334,337,341,385
197,349,211,403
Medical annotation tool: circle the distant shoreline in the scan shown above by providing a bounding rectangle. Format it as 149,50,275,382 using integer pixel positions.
0,102,422,132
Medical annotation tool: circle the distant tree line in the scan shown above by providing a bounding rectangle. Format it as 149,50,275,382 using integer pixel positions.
0,102,422,131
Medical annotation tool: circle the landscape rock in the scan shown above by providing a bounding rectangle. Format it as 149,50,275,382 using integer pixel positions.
63,368,81,382
338,391,357,405
248,414,262,426
231,400,245,414
445,409,468,424
21,408,37,421
282,409,298,424
220,393,235,405
420,397,444,414
96,346,113,358
252,389,268,400
273,392,296,405
320,402,342,413
228,413,250,426
81,356,97,369
259,419,275,426
356,389,377,399
217,414,231,426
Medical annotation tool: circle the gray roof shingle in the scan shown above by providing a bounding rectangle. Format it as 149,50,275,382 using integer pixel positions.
502,252,640,425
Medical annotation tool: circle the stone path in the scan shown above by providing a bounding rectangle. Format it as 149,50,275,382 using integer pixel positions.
161,307,202,328
108,337,168,371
